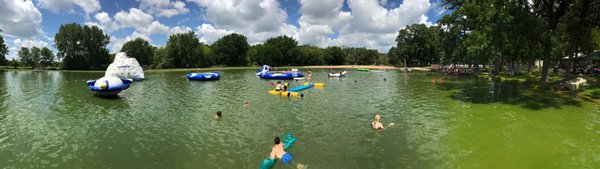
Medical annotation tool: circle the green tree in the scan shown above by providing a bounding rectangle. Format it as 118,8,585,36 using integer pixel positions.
394,24,440,66
40,47,54,68
211,33,249,66
265,35,298,66
18,47,31,68
29,47,41,68
151,47,168,68
55,23,110,70
252,44,282,66
165,31,206,68
0,35,8,65
297,45,325,65
121,38,154,67
10,58,18,69
324,46,345,65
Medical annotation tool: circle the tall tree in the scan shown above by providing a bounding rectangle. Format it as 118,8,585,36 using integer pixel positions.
40,47,54,68
533,0,570,82
18,47,31,68
121,38,154,67
211,33,249,66
0,34,8,65
265,35,298,66
55,23,110,70
29,47,41,69
165,31,205,68
324,46,345,65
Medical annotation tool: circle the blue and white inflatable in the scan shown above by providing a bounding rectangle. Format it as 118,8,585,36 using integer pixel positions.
256,65,303,80
187,72,220,81
86,77,132,96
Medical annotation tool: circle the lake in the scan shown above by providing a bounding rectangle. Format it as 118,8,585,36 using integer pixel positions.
0,69,598,169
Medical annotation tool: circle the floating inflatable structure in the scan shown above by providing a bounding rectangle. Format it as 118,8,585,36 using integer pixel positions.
187,72,220,81
357,68,370,72
105,52,145,81
256,65,303,79
289,83,314,92
303,82,325,88
86,77,132,96
328,71,347,77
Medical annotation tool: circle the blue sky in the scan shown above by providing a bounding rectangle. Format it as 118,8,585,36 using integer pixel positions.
0,0,448,60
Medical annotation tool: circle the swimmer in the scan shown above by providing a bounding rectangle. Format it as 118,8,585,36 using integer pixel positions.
383,78,387,81
275,81,282,91
372,114,384,129
300,93,304,98
215,111,222,119
243,100,248,107
354,80,358,83
270,136,292,164
438,77,443,84
269,81,274,86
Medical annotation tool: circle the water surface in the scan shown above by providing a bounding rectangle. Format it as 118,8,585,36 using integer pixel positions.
0,70,598,169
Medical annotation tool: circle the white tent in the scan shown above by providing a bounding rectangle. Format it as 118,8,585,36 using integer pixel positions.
104,52,145,80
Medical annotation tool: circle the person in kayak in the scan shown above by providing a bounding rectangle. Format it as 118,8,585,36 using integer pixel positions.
372,114,384,129
270,136,292,164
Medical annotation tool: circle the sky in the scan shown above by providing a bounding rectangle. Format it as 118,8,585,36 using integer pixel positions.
0,0,448,60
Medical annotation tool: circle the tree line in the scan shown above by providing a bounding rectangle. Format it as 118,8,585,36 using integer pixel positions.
0,23,384,70
389,0,600,82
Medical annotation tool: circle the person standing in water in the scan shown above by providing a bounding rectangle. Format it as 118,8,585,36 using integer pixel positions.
307,70,312,83
270,136,292,164
372,114,384,129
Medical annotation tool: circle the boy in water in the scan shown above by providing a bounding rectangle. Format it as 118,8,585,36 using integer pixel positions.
372,114,384,129
270,136,292,164
243,100,248,107
215,111,222,119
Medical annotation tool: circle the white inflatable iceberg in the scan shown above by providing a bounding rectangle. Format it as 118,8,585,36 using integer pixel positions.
105,52,145,81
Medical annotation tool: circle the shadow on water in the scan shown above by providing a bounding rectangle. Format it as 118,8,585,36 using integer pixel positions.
438,76,581,110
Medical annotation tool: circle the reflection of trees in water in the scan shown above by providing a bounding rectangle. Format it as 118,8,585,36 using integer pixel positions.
441,78,581,110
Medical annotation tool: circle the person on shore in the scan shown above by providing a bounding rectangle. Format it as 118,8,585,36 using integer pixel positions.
243,100,248,107
275,81,282,91
270,136,292,164
372,114,384,129
215,111,222,119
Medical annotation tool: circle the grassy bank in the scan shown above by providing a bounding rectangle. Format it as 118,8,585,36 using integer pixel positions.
469,70,600,103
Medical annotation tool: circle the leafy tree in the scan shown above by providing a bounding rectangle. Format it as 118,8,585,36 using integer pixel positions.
151,47,168,68
324,46,345,65
252,44,282,66
55,23,110,70
0,35,7,65
10,58,18,69
394,24,441,66
211,33,249,66
296,45,325,65
165,31,207,68
121,38,154,67
265,35,298,66
29,47,41,68
18,47,31,68
40,47,54,68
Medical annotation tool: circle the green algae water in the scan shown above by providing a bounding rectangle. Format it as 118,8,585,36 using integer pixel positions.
0,70,598,169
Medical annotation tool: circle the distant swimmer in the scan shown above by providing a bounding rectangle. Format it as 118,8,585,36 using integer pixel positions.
215,111,222,119
269,82,274,86
383,78,387,81
300,93,304,98
270,136,292,164
354,80,358,83
275,81,282,91
372,114,384,129
438,77,443,85
243,100,248,107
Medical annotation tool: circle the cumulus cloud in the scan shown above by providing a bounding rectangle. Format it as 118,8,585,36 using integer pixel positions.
115,8,155,29
6,38,50,60
0,0,43,38
297,0,431,52
195,24,234,44
108,31,152,52
139,0,189,17
37,0,100,14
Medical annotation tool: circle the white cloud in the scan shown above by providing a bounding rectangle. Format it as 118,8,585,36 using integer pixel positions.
0,0,43,38
140,21,170,35
108,31,152,52
6,38,49,60
115,8,155,29
296,0,432,52
168,26,192,35
188,0,288,33
139,0,190,18
38,0,100,14
195,24,234,44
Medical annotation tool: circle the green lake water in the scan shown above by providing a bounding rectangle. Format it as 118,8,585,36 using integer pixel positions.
0,69,598,169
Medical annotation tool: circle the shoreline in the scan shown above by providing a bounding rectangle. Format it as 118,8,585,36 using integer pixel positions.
2,65,433,72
